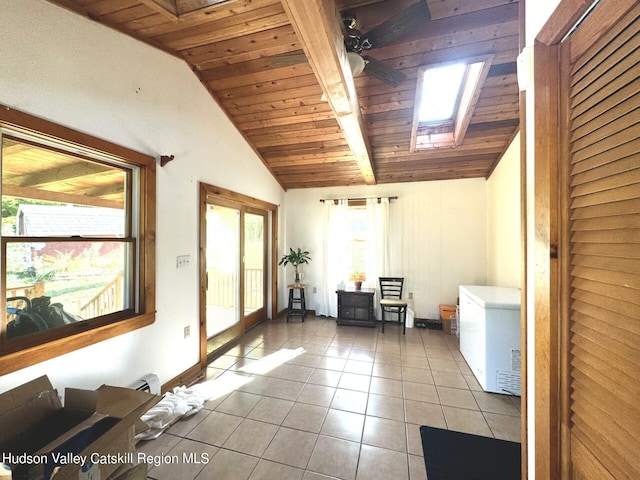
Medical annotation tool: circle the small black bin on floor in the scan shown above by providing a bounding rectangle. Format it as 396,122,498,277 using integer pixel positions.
420,426,521,480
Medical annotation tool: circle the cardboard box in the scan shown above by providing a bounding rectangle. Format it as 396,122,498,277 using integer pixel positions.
0,376,159,480
108,462,147,480
439,304,457,335
442,318,458,335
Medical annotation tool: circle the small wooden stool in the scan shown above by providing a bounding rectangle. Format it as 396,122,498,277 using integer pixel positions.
287,284,306,322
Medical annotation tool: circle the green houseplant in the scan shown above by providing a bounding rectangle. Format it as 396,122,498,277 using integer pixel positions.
279,247,311,284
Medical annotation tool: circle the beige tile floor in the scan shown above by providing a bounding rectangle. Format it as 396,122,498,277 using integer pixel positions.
139,315,521,480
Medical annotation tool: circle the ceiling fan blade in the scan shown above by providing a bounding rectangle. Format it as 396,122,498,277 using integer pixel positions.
362,1,431,49
269,52,308,67
362,55,407,87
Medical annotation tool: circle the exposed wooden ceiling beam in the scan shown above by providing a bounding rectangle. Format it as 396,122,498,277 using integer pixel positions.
280,0,376,185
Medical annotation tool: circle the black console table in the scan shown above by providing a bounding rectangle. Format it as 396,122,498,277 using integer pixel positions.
336,288,376,327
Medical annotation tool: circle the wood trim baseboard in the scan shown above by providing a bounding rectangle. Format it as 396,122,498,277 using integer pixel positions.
276,308,317,318
160,363,204,394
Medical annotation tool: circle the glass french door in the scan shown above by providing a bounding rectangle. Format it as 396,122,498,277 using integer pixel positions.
202,195,267,360
205,203,241,343
243,208,267,330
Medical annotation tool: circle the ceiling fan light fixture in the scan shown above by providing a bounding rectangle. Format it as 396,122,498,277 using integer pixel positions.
347,51,366,77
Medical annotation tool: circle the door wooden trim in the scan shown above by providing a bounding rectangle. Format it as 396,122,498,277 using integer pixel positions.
531,2,594,479
531,39,561,480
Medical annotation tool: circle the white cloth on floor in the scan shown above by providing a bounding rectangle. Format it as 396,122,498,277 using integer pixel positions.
136,385,206,440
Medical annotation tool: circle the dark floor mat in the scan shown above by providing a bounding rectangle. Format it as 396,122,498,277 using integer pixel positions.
420,426,521,480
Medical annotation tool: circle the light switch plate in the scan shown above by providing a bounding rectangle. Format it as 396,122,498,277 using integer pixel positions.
177,255,190,268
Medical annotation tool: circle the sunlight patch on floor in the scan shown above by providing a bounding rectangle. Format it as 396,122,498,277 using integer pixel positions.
237,347,306,375
194,347,306,401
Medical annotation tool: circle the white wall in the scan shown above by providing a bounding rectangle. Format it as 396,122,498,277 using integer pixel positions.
282,178,488,319
0,0,284,393
487,133,521,288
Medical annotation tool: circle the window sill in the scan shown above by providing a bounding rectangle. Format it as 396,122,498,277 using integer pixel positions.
0,312,155,375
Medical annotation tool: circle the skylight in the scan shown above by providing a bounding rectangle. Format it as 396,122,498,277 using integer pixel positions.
411,55,494,151
418,63,467,123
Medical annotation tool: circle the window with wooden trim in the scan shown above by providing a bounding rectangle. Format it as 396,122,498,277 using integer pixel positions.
411,55,493,150
0,105,155,374
347,205,367,281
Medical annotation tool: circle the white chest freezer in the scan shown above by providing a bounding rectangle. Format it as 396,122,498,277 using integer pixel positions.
459,285,521,396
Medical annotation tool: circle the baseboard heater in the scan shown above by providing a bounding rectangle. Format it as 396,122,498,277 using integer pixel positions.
129,373,160,395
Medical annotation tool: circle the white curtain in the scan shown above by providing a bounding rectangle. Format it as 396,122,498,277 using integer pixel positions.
365,198,390,318
318,199,349,317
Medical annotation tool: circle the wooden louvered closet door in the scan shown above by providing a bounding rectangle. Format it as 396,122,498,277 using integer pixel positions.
562,2,640,479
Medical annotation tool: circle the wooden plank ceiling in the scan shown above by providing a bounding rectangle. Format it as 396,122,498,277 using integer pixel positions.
46,0,520,190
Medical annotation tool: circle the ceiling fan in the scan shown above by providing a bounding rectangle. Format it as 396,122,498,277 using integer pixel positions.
340,1,431,87
273,1,431,88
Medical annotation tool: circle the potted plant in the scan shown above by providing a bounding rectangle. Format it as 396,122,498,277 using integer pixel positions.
278,247,311,284
352,272,365,291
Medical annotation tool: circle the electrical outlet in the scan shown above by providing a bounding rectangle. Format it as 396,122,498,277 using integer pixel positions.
176,255,190,268
184,325,190,338
408,292,413,300
313,287,317,293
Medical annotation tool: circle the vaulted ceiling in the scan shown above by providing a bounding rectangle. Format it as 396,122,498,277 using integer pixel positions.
47,0,521,190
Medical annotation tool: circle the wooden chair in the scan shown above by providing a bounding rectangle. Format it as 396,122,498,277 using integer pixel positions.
379,277,408,334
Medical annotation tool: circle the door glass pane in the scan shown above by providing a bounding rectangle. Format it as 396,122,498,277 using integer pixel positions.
206,204,240,338
244,212,264,315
